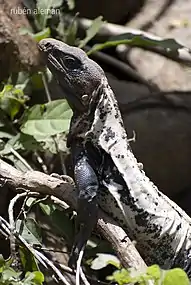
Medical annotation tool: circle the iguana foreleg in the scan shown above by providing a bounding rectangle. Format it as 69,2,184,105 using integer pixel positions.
68,140,99,267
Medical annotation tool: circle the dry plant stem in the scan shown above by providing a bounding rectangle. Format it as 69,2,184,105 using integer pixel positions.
0,215,46,267
42,71,52,102
0,227,8,239
0,158,146,270
10,148,33,171
79,268,90,285
35,250,70,285
56,262,90,285
0,216,11,235
34,151,48,174
50,196,70,210
8,192,30,265
76,248,85,285
78,18,191,65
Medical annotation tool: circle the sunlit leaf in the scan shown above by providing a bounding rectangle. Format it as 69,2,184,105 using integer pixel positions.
91,253,120,270
79,16,105,49
23,271,44,284
162,268,189,285
21,99,72,140
19,246,39,273
0,85,27,119
33,27,51,42
37,0,63,29
88,32,189,58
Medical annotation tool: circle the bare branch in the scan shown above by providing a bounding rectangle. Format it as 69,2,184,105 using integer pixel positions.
0,159,77,208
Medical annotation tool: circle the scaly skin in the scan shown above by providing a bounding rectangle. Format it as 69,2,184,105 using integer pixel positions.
38,38,191,275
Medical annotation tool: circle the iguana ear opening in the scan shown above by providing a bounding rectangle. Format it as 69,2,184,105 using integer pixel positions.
81,94,89,103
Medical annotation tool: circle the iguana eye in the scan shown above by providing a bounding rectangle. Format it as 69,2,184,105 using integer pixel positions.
62,56,79,70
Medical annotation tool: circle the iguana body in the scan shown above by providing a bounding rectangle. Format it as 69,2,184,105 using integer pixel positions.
38,38,191,275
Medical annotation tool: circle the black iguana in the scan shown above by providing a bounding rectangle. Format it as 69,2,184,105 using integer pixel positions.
38,38,191,276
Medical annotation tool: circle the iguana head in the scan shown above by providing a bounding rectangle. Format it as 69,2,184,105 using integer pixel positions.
38,38,104,112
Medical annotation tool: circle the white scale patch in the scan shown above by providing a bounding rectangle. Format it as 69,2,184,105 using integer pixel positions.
102,179,134,230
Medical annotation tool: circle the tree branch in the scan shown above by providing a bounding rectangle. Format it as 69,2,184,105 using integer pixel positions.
0,158,146,271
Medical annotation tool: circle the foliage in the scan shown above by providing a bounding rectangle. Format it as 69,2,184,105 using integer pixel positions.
90,254,190,284
0,0,191,283
107,265,190,285
0,85,28,120
0,255,44,285
78,16,106,48
88,33,188,57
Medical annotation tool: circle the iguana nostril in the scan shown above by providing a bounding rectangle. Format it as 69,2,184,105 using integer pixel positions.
38,40,52,51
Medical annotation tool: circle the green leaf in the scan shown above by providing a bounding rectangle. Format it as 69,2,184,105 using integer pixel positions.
23,271,44,284
78,16,105,49
39,202,56,216
48,208,74,242
107,268,132,285
0,255,6,269
39,132,69,153
147,264,161,280
18,133,42,151
87,33,188,56
20,27,50,42
0,132,13,139
1,268,21,282
162,268,189,285
25,218,42,243
21,99,72,141
8,71,30,91
37,0,63,9
0,134,21,156
19,247,39,273
64,18,78,46
30,73,44,90
0,134,42,160
26,198,38,208
33,27,51,42
19,27,34,36
37,0,63,29
16,219,42,245
0,85,27,119
65,0,75,10
91,253,120,270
